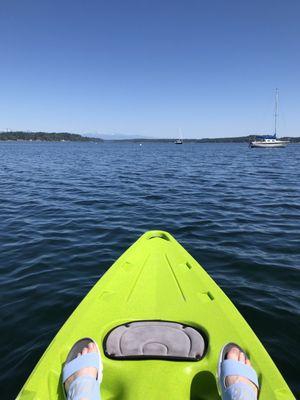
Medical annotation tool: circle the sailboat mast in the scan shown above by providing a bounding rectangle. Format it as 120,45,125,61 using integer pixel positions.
274,88,279,136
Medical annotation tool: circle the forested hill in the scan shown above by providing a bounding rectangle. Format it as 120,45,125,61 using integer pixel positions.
0,131,103,142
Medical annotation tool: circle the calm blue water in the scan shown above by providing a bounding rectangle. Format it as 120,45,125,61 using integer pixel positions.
0,142,299,398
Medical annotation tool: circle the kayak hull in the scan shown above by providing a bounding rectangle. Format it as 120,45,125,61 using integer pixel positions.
17,231,294,399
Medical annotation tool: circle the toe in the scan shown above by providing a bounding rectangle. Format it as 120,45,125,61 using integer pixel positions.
239,351,246,364
88,342,94,352
246,358,251,366
82,346,88,355
226,346,239,361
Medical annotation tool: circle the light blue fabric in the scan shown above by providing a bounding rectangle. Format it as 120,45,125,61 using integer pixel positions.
67,375,100,400
63,353,99,383
222,381,257,400
220,358,258,400
221,359,259,388
63,352,101,400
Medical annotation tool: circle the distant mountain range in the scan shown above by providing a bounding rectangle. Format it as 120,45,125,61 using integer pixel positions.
95,133,149,140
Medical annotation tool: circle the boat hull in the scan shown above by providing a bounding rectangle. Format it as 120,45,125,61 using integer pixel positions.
16,231,294,399
250,141,288,148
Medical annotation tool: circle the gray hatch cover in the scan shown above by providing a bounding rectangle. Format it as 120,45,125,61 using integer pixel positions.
104,321,206,360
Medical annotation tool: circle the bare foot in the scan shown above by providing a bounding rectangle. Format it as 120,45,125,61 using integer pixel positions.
64,342,98,393
225,347,258,397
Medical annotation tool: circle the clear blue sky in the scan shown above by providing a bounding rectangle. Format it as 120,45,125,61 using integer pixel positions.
1,0,299,138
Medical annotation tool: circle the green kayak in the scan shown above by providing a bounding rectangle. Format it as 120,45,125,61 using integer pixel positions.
17,231,294,399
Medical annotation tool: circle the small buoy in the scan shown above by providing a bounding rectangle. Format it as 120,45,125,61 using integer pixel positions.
139,143,142,146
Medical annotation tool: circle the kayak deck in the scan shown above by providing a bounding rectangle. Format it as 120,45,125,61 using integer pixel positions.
17,231,294,399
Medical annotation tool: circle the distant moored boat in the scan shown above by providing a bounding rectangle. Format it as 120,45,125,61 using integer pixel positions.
174,128,183,144
250,89,289,148
249,134,289,148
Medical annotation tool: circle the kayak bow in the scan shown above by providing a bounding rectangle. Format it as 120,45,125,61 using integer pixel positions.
17,231,294,399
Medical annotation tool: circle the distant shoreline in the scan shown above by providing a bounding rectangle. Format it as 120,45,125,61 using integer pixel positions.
0,131,103,142
107,136,300,143
1,131,299,143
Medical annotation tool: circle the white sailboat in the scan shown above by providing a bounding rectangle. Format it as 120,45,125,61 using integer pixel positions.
250,89,289,148
174,128,183,144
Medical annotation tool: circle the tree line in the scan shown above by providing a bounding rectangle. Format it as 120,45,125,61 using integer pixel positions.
0,131,103,142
